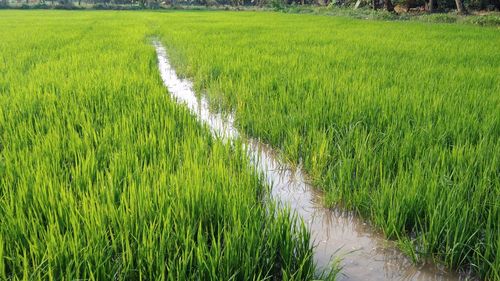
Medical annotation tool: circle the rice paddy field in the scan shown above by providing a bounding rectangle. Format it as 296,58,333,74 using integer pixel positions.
0,10,499,280
0,12,316,280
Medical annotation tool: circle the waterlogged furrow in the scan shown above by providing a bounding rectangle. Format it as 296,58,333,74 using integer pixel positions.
156,13,499,279
155,41,239,140
154,41,467,281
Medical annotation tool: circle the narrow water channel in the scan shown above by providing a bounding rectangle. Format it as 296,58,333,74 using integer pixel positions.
153,41,469,281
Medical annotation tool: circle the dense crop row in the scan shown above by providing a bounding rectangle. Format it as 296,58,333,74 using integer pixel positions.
0,12,315,280
156,12,500,279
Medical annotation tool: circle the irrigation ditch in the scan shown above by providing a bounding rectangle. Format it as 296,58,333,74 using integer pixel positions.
153,40,470,281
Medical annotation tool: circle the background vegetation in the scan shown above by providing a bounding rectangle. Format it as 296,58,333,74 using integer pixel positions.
1,0,499,18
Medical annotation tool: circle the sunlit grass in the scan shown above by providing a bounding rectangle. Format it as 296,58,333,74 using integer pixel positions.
0,11,316,280
1,9,498,280
155,12,500,279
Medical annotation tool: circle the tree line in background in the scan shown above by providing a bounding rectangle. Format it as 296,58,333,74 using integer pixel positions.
1,0,499,20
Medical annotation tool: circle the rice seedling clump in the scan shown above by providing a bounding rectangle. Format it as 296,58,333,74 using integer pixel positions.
0,11,314,280
155,12,500,279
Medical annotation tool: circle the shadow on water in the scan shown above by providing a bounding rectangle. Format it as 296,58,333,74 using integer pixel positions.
153,40,470,281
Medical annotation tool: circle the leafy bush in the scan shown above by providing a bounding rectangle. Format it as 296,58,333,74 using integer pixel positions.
420,13,458,22
270,0,287,10
54,2,82,9
32,3,50,8
92,3,109,8
147,1,161,8
464,14,500,25
92,3,143,9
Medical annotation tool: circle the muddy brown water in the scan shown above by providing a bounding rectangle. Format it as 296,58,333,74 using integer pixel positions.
153,41,470,281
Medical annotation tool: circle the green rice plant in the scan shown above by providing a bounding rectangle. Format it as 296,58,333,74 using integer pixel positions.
154,11,500,279
0,11,316,280
1,9,498,280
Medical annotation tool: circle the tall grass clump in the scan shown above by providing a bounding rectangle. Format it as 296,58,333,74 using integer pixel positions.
156,12,500,279
0,11,315,280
